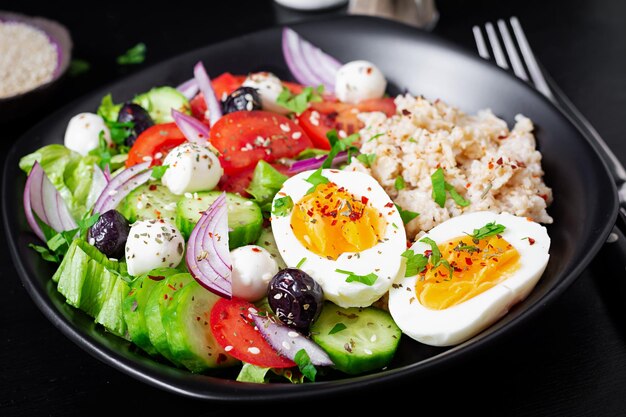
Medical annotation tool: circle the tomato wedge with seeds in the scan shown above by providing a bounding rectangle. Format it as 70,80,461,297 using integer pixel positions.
126,123,187,167
297,97,396,150
210,297,296,368
210,110,313,175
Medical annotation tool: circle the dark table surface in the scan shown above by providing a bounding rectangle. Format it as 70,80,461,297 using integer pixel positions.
2,0,626,416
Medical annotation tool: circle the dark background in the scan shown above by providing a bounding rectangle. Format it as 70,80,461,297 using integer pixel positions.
2,0,626,415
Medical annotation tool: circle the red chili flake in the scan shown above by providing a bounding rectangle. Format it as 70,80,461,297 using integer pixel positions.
424,250,432,257
465,257,473,266
149,184,157,191
488,162,494,169
251,247,261,252
454,267,463,273
498,134,509,140
148,275,165,281
325,192,333,200
306,209,314,217
496,157,503,165
511,165,517,169
361,196,369,205
402,109,412,116
384,202,394,208
528,237,536,245
492,258,499,262
155,209,161,218
539,194,548,201
168,284,176,291
331,220,337,226
466,183,472,188
196,316,201,321
517,160,527,168
164,294,168,300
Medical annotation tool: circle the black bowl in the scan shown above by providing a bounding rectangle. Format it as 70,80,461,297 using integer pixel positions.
1,15,618,401
0,11,72,123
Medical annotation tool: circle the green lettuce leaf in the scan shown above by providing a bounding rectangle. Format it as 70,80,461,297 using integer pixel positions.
19,144,98,221
246,161,288,212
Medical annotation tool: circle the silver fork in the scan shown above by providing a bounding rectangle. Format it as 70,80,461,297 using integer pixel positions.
472,16,626,234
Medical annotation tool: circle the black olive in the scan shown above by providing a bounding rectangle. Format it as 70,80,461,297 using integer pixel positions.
89,209,130,259
267,268,324,333
117,102,154,147
222,87,262,114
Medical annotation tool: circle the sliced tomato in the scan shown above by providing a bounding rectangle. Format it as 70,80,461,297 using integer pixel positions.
218,162,291,197
210,298,296,368
126,123,186,167
210,110,313,175
297,97,396,150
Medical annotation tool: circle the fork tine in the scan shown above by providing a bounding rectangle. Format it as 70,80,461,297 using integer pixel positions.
472,25,490,59
485,22,509,69
497,19,529,81
509,16,553,99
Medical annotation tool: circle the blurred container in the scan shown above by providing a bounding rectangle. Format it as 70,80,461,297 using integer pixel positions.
348,0,439,30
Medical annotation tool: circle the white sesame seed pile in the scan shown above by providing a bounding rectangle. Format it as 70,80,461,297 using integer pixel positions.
0,21,58,98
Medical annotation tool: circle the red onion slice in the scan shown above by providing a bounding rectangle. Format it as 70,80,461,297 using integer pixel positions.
171,109,210,144
250,313,333,367
86,164,109,210
92,161,150,214
176,77,199,100
193,61,223,127
288,151,348,174
282,27,342,92
185,192,232,299
95,169,154,215
23,162,77,240
103,164,112,182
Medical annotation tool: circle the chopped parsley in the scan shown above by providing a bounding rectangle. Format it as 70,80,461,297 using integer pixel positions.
367,133,385,142
294,349,317,382
68,58,90,76
394,176,406,190
116,42,146,65
469,222,506,240
394,203,419,224
329,322,347,334
356,153,376,168
323,129,359,168
431,168,470,208
296,257,307,269
272,195,294,217
151,165,169,180
30,212,100,263
335,269,378,286
305,168,329,194
276,85,323,115
420,236,453,279
401,249,429,277
89,131,113,170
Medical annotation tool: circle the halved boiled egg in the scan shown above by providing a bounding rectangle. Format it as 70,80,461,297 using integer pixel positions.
388,211,550,347
271,169,407,308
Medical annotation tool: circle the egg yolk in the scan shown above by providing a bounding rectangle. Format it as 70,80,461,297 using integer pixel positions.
415,235,521,310
290,182,387,260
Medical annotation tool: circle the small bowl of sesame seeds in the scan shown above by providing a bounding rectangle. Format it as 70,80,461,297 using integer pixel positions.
0,11,72,123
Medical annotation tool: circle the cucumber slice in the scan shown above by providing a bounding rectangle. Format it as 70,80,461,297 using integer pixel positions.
162,281,239,372
255,227,286,270
143,272,194,366
310,302,402,375
118,182,180,224
175,191,263,249
95,277,130,339
123,267,180,356
132,86,190,123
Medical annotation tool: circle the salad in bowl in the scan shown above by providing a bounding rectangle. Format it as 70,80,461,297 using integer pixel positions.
18,27,552,384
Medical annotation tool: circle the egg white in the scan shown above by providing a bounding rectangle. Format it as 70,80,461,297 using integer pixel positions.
388,211,550,347
271,169,407,308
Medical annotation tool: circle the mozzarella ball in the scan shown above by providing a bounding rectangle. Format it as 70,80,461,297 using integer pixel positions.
334,60,387,104
230,245,279,301
125,219,185,277
242,72,291,115
64,112,112,156
161,142,223,195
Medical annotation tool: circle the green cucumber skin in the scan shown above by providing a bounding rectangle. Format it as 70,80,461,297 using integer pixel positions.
122,267,180,356
162,281,238,372
143,273,194,366
310,302,402,375
118,182,180,224
175,191,263,249
132,86,190,124
255,227,287,269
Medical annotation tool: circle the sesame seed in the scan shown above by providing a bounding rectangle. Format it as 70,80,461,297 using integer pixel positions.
287,331,299,338
225,345,233,352
248,347,261,354
292,131,302,139
282,341,291,350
